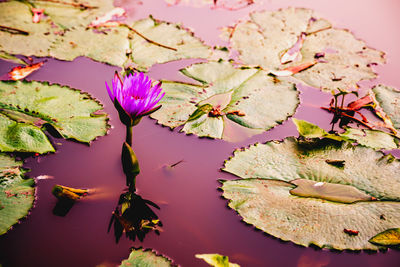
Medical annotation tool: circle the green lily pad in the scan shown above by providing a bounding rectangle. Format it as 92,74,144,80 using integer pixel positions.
369,228,400,246
0,80,109,153
195,254,240,267
0,153,35,235
221,178,400,250
119,248,174,267
293,118,398,150
151,61,299,139
221,137,400,249
228,7,385,92
127,16,211,72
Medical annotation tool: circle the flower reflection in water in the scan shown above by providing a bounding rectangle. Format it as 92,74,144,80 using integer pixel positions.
108,191,162,243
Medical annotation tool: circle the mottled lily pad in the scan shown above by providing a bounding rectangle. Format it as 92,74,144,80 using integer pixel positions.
151,61,299,139
195,253,240,267
119,248,174,267
127,16,211,72
0,1,211,68
221,178,400,250
228,7,385,92
221,137,400,250
0,153,35,235
293,118,398,150
0,80,109,153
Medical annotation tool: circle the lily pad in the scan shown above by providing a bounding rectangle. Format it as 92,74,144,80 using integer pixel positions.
0,153,35,235
195,254,240,267
372,85,400,134
293,118,398,150
151,61,299,139
223,137,400,200
127,16,211,72
221,137,400,249
369,228,400,246
221,178,400,250
0,80,109,153
0,1,211,68
119,248,174,267
228,7,385,92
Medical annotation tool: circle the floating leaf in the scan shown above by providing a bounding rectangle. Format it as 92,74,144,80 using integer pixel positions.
195,253,240,267
1,1,210,68
228,7,385,92
223,137,400,201
151,61,299,139
293,119,397,150
0,51,27,65
8,61,44,80
0,153,35,235
290,179,374,204
221,137,400,249
126,16,211,71
369,228,400,246
119,248,174,267
49,26,130,67
221,178,400,250
340,128,398,150
52,185,89,201
0,80,109,153
372,85,400,135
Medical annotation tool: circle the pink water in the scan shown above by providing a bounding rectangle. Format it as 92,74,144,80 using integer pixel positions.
0,0,400,266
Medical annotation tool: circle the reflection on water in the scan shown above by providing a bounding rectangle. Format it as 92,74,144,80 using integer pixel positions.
108,191,162,243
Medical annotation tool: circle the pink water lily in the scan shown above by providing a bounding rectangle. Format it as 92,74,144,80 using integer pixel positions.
106,72,165,121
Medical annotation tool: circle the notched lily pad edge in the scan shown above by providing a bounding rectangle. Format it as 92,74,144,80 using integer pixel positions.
1,79,111,145
217,178,394,252
1,165,37,235
122,246,178,267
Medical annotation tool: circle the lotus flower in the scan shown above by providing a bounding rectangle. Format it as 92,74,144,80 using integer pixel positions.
106,72,165,125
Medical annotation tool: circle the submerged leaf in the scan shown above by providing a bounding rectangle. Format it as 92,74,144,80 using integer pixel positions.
228,7,385,92
119,248,174,267
0,80,109,153
290,179,374,204
195,253,240,267
221,137,400,249
0,153,35,235
369,228,400,246
151,61,299,139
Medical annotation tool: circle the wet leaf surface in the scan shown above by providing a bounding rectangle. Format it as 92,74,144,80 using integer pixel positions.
0,153,35,235
119,248,174,267
293,119,398,150
151,61,299,139
0,1,211,68
195,253,240,267
228,7,385,92
369,228,400,246
0,80,109,153
221,137,400,249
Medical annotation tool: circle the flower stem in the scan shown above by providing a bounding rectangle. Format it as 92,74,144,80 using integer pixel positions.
126,125,133,146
